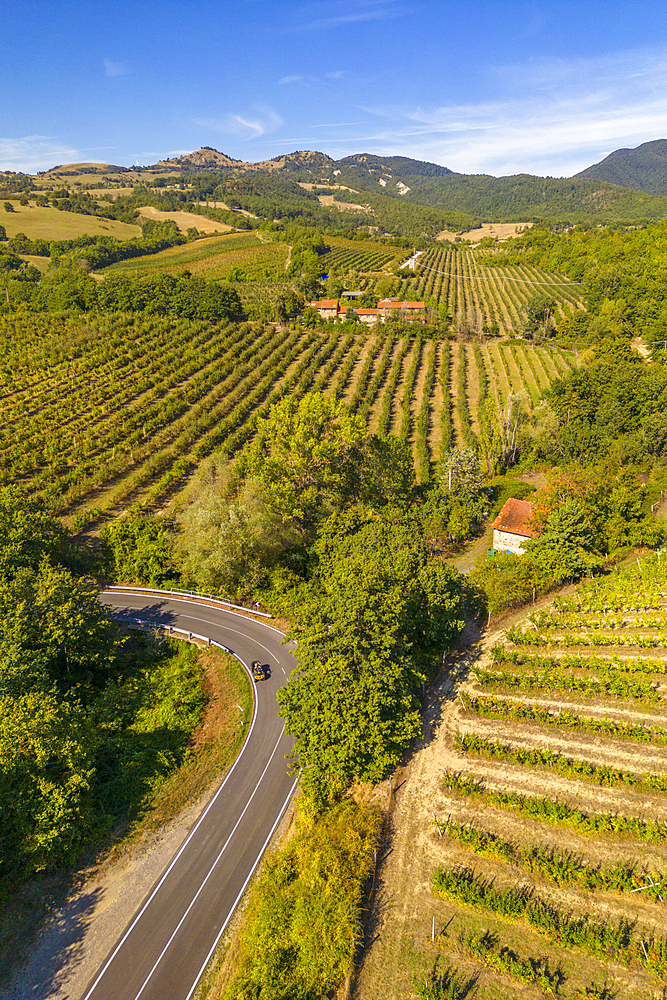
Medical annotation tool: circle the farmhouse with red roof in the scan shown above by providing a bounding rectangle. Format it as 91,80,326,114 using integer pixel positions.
309,299,339,320
309,298,425,324
492,498,538,556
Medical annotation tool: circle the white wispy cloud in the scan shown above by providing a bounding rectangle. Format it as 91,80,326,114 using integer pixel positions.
195,106,283,140
294,0,413,32
0,135,82,172
310,120,370,127
103,58,131,78
361,46,667,175
277,69,352,88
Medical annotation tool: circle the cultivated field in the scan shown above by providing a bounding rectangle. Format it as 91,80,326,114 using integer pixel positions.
322,235,404,274
437,222,534,243
102,232,291,281
0,317,574,529
357,552,667,1000
388,247,584,335
137,205,234,234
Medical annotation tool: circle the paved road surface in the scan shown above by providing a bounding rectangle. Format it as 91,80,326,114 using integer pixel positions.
82,592,297,1000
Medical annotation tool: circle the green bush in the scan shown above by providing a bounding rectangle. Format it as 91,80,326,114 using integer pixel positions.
225,799,381,1000
101,515,176,586
486,476,536,517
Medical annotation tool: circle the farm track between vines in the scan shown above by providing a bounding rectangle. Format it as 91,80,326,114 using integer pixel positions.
425,341,445,463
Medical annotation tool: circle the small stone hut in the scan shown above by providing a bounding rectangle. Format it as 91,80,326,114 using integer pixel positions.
492,498,537,555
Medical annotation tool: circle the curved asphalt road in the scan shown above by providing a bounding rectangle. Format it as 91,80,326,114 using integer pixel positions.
83,591,297,1000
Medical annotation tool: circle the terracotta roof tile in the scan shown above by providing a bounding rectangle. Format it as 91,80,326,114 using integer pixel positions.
377,298,425,309
492,498,537,537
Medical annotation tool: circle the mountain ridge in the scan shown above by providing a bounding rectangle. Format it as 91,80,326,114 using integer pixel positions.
574,138,667,194
7,144,667,226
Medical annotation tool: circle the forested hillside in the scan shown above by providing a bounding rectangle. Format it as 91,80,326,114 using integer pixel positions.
575,137,667,194
6,145,667,243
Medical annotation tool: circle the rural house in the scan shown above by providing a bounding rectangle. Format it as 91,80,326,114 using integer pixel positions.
355,307,380,325
377,298,426,322
309,298,340,320
492,497,537,555
309,297,426,323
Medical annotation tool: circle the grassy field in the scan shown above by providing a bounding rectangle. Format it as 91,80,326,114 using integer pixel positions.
356,552,667,1000
0,315,574,530
1,201,141,240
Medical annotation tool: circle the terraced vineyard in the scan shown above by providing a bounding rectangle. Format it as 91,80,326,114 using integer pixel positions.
0,314,576,524
438,553,667,998
358,552,667,999
387,247,583,335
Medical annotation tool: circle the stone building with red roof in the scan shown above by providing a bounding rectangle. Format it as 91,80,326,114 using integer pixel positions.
309,298,425,324
492,498,538,556
309,299,340,320
377,298,426,321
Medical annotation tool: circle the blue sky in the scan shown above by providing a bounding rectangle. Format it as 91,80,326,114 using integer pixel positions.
5,0,667,177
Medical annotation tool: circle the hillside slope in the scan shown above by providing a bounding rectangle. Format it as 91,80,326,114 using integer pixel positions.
574,138,667,194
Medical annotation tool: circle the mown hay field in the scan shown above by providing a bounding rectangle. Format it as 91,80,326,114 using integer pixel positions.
0,315,574,530
137,205,234,234
356,552,667,1000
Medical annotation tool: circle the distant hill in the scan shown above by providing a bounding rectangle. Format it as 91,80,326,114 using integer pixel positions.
8,145,667,227
153,147,242,170
574,139,667,194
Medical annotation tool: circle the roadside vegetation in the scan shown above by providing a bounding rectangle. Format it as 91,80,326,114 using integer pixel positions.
0,483,252,985
201,800,382,1000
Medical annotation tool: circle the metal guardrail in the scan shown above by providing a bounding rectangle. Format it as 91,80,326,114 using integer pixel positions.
106,584,273,619
112,614,232,651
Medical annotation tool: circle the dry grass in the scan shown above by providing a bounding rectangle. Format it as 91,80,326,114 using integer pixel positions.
448,340,466,448
436,222,534,243
343,335,380,407
367,337,403,435
390,340,416,437
463,341,482,434
1,202,141,240
138,205,234,234
426,341,446,462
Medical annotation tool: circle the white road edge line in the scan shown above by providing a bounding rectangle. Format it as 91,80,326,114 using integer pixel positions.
132,729,288,1000
81,614,260,1000
183,777,299,1000
101,590,287,638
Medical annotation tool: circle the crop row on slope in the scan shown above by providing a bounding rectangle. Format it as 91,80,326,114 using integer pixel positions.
417,550,667,999
378,248,582,335
1,313,574,517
